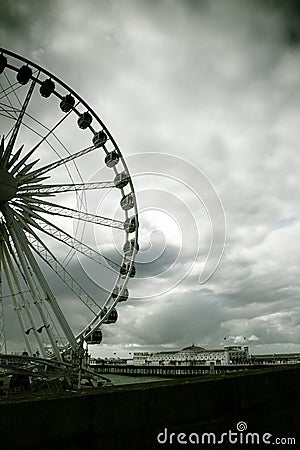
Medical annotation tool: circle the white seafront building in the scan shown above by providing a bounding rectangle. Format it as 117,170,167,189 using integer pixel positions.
130,344,250,366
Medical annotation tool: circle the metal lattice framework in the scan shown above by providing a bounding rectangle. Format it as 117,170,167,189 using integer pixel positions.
0,353,111,392
0,48,139,365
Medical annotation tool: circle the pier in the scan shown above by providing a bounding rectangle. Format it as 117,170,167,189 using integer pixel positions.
91,361,295,377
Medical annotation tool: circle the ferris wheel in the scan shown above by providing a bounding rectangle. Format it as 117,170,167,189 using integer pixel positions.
0,48,139,364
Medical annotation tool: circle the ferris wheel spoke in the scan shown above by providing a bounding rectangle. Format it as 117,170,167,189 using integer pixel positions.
15,103,79,158
17,143,98,185
1,69,32,104
1,78,37,169
25,105,76,158
10,114,83,185
0,111,17,122
12,211,102,315
8,145,39,176
8,113,67,164
22,224,102,316
0,81,14,103
10,154,39,177
6,144,24,169
13,204,121,272
22,197,124,229
0,137,4,160
4,93,72,175
0,103,18,120
19,181,115,195
0,75,22,110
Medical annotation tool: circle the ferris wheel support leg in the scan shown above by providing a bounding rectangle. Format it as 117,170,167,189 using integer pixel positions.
0,233,7,354
2,206,79,355
4,223,57,359
4,231,60,358
1,244,33,356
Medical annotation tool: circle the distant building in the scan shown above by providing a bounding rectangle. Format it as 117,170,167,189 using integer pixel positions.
131,344,250,366
251,353,300,365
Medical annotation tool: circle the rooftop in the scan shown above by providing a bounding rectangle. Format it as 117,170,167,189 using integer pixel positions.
181,344,206,353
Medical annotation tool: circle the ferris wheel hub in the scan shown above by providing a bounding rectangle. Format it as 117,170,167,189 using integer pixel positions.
0,169,17,203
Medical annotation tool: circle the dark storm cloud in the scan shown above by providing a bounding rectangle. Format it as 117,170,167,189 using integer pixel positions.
0,1,58,55
262,0,300,46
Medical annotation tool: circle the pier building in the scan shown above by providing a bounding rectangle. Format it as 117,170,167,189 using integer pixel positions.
130,344,249,366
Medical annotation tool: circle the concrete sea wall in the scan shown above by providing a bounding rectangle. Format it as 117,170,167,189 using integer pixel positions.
0,365,299,449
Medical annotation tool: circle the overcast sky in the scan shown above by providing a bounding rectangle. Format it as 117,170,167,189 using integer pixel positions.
1,0,300,357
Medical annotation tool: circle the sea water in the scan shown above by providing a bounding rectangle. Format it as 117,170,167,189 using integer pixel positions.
102,373,172,386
